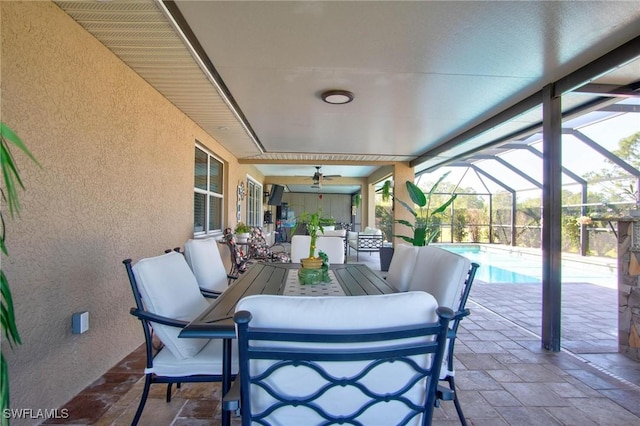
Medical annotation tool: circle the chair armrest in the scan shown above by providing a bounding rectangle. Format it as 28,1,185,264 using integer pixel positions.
129,308,189,328
436,384,455,401
222,377,241,412
452,308,470,322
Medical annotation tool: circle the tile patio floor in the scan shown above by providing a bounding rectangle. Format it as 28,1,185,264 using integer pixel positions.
46,251,640,425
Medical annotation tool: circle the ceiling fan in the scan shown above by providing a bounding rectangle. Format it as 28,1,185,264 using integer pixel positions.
310,166,341,188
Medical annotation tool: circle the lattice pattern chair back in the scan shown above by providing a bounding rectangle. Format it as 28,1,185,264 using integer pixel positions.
232,293,453,426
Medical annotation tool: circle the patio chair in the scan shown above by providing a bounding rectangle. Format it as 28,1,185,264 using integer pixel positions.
315,235,346,264
225,292,453,426
223,227,249,275
123,251,237,425
184,238,236,298
246,226,290,263
408,246,479,425
289,235,312,263
386,243,419,292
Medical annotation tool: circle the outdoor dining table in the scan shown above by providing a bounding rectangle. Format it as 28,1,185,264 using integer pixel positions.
179,261,397,426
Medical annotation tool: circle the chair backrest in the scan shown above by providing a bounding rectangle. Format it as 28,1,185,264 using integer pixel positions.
234,292,452,426
315,236,345,264
223,228,248,274
184,238,229,293
408,246,471,310
386,244,419,292
129,251,210,359
290,235,311,263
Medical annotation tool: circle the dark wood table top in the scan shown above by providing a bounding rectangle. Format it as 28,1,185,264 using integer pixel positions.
180,262,397,339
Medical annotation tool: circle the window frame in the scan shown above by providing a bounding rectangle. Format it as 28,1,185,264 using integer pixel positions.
246,176,263,228
194,143,224,235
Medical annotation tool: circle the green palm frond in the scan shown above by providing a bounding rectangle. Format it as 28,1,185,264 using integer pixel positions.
1,122,38,424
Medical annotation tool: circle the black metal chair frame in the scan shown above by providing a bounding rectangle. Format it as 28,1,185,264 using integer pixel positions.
123,258,229,426
227,306,454,426
436,262,479,426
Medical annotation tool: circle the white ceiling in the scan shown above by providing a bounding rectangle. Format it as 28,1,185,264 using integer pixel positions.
57,0,640,193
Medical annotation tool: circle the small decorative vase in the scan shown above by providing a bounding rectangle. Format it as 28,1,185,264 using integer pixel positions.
300,257,323,269
298,267,323,285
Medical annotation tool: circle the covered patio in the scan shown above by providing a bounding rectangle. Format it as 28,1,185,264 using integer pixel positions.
2,1,640,424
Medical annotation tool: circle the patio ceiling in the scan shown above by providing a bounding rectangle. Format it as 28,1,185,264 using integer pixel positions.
55,1,640,193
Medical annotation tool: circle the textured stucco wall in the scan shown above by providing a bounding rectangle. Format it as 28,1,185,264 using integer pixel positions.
0,1,259,418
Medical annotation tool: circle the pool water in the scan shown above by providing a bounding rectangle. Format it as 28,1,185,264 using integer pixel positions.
439,245,616,287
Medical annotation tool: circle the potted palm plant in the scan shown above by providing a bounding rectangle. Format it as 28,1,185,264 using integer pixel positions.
292,208,331,269
395,172,457,246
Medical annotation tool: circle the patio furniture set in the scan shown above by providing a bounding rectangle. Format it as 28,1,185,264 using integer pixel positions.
124,234,478,425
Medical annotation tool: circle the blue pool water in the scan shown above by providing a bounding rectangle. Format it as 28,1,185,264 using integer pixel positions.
439,245,616,287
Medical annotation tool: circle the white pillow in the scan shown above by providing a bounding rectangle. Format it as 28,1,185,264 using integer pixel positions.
184,238,228,293
386,244,419,292
409,246,471,310
133,251,210,360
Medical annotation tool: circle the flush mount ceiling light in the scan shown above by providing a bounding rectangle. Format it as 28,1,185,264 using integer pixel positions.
321,90,354,105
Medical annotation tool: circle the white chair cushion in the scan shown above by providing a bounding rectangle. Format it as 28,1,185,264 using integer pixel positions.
323,229,346,237
409,246,471,310
148,338,238,377
236,292,439,425
290,235,312,263
386,244,419,292
184,238,229,293
132,251,210,360
315,236,345,264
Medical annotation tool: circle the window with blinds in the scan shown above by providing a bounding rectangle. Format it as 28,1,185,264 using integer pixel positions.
194,145,224,234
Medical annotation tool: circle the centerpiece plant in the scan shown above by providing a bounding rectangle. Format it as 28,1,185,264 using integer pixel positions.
292,208,333,269
395,172,457,246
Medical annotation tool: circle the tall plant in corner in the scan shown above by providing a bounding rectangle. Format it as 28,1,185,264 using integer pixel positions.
1,123,38,424
395,172,457,246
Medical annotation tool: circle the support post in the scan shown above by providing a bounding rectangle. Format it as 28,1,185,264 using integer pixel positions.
541,83,562,351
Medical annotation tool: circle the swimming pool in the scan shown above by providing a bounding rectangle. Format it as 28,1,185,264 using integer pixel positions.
438,245,617,287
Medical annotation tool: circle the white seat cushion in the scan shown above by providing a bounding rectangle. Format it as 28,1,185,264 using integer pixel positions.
408,246,471,310
184,238,229,293
386,244,419,292
132,251,210,360
236,292,439,426
148,338,238,377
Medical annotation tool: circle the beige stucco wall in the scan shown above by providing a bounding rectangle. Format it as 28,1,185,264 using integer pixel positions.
1,1,260,417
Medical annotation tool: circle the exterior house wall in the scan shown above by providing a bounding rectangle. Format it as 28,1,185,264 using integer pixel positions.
1,1,258,416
